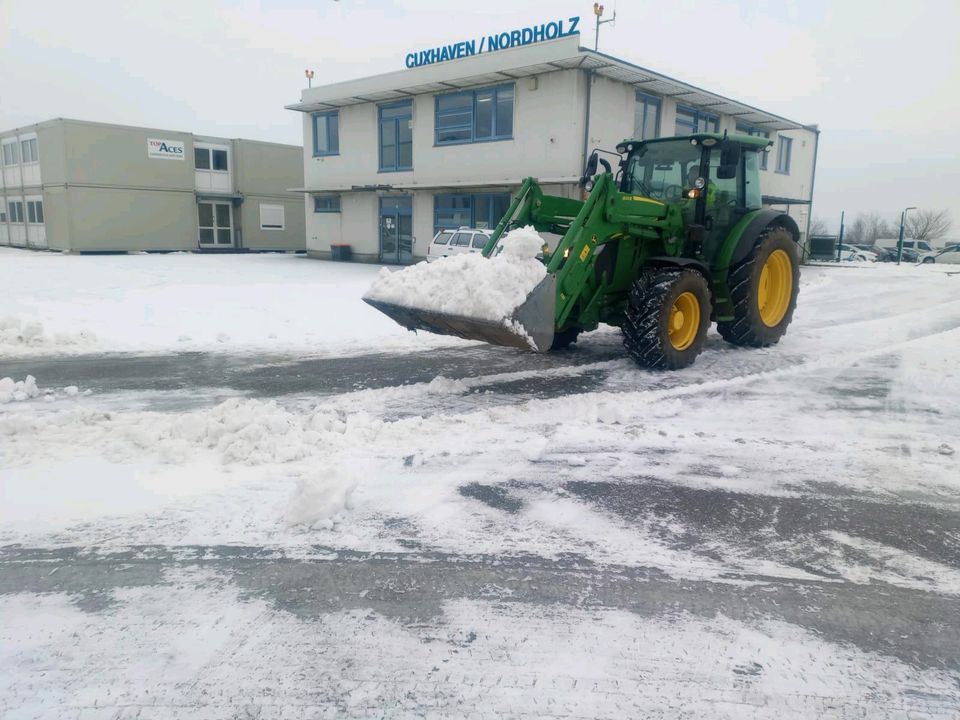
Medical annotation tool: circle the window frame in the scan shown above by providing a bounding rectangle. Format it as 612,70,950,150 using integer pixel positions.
312,111,340,157
194,145,229,173
259,203,285,231
674,105,720,135
433,192,512,233
776,136,793,175
379,100,413,172
634,92,662,140
8,199,24,223
2,141,20,167
26,199,44,224
735,123,770,171
313,195,341,213
20,137,39,165
434,84,514,146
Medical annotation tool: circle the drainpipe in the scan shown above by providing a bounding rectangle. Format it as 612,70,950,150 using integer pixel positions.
804,125,821,260
581,69,593,185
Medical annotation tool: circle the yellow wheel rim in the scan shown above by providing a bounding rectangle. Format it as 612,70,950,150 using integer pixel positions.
757,249,793,327
668,291,700,351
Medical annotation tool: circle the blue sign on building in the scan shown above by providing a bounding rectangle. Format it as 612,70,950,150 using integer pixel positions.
405,17,580,69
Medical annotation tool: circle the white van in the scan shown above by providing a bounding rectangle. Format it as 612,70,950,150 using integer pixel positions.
875,237,935,254
426,227,493,262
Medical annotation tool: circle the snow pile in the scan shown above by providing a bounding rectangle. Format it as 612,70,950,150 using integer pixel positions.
284,468,359,529
0,316,96,354
0,376,41,404
364,226,548,323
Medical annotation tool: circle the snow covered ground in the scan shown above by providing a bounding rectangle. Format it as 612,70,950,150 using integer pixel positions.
2,250,959,718
0,248,472,357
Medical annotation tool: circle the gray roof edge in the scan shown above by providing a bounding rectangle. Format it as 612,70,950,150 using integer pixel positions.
580,47,816,131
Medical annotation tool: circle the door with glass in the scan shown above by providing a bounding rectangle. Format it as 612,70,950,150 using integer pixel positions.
198,202,234,248
379,196,413,264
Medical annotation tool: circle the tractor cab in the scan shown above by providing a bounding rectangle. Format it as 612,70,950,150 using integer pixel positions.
615,133,771,259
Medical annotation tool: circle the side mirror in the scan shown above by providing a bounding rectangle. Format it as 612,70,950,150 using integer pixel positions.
579,151,599,188
717,139,741,179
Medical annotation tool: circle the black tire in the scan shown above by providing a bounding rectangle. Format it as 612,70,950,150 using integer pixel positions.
717,227,800,347
622,269,711,370
923,257,935,264
550,327,581,351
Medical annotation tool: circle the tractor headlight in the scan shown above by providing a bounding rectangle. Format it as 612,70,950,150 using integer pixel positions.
694,177,706,189
584,179,594,191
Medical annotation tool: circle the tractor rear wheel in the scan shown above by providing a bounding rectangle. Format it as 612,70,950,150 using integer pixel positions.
717,227,800,347
622,269,711,370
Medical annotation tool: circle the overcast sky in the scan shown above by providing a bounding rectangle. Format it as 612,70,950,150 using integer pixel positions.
2,0,958,234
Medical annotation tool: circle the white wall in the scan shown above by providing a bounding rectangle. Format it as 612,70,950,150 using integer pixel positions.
302,69,583,194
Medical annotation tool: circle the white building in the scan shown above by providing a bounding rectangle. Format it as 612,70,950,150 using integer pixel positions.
288,32,818,264
0,118,304,253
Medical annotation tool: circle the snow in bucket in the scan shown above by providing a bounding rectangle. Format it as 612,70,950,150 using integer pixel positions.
363,226,548,323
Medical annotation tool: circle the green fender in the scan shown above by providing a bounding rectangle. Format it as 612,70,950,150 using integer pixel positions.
710,209,800,320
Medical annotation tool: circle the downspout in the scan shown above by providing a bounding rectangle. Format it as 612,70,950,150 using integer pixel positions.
803,125,821,262
581,69,593,186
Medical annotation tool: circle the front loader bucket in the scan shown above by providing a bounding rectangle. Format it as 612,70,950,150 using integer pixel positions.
364,275,557,352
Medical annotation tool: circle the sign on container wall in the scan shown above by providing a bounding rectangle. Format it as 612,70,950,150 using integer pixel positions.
147,138,185,160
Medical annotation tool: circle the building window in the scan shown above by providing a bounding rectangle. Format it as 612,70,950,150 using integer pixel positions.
8,200,24,223
2,142,19,167
26,199,44,224
776,136,793,174
675,106,719,135
20,138,39,164
434,193,511,232
379,101,413,172
0,202,7,222
634,92,661,140
435,85,514,145
194,147,228,171
314,195,341,213
735,123,770,171
259,203,285,230
312,112,340,156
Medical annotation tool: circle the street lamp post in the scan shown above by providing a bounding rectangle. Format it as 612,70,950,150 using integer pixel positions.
896,206,917,265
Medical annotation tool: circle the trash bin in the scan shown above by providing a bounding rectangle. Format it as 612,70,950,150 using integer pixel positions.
331,244,352,261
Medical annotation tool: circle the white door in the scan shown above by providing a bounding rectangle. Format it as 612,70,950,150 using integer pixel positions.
25,197,47,249
198,202,234,248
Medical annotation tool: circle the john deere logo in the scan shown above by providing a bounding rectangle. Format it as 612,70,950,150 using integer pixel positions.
147,138,185,160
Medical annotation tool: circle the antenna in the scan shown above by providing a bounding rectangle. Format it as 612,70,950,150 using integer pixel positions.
593,3,616,52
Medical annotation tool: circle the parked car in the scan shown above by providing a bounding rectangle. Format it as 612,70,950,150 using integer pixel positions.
875,238,936,259
837,243,878,262
875,245,921,263
919,245,960,264
427,227,493,262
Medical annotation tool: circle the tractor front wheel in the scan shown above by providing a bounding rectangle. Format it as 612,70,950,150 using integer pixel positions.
717,227,800,347
622,269,711,370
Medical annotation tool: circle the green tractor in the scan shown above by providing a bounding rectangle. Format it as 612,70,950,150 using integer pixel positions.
366,132,801,370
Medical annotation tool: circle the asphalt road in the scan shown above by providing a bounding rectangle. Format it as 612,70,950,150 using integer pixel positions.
2,339,960,718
